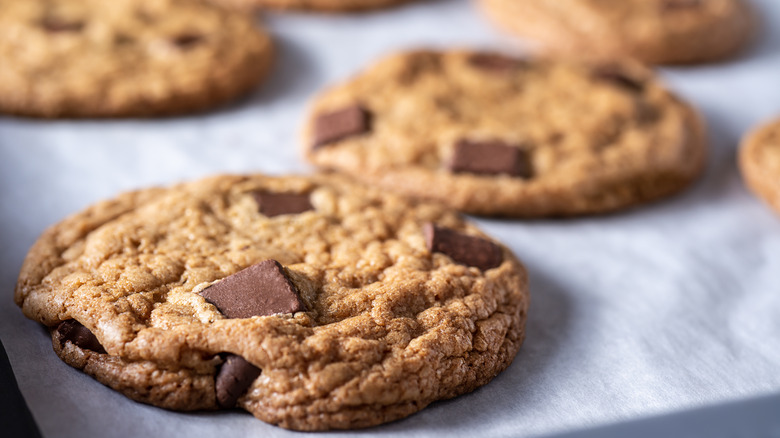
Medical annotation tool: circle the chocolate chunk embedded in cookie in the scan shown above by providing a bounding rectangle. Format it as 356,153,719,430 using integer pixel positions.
15,174,529,430
0,0,274,118
302,50,707,217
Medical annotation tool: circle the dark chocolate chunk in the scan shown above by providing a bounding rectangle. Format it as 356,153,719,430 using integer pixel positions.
215,354,261,408
423,223,503,271
200,260,306,319
312,105,371,148
662,0,701,10
468,53,527,73
448,139,532,178
593,67,645,93
56,320,106,353
252,191,313,217
172,34,203,49
41,17,85,33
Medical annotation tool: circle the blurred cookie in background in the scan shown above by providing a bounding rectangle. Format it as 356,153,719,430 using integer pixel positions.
212,0,418,12
478,0,756,65
0,0,274,118
302,50,707,217
740,118,780,216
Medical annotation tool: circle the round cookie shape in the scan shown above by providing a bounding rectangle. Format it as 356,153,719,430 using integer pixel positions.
302,50,707,217
15,174,529,430
478,0,755,65
0,0,274,118
211,0,416,12
739,118,780,216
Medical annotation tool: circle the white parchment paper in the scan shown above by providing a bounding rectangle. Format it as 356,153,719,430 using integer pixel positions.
1,1,779,436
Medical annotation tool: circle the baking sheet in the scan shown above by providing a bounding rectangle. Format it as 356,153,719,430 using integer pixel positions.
1,0,780,436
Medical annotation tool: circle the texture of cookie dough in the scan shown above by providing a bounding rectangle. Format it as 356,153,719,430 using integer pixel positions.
479,0,755,65
739,118,780,216
0,0,273,118
302,50,707,217
211,0,416,12
16,174,529,430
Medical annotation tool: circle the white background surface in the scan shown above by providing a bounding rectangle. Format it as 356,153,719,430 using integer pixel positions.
1,0,780,436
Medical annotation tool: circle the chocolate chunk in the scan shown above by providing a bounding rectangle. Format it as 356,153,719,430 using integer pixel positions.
172,34,203,49
56,320,106,353
252,191,313,217
423,223,503,271
448,139,532,178
41,18,84,33
468,53,527,73
200,260,305,319
593,67,645,92
215,354,261,408
312,105,371,148
662,0,701,10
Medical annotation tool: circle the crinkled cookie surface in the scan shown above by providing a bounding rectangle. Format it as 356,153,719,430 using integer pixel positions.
303,50,706,217
479,0,755,64
0,0,273,117
16,174,529,430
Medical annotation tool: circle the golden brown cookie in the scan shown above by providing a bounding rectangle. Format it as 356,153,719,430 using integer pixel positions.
739,118,780,216
302,50,707,217
479,0,756,65
0,0,274,118
15,174,529,430
211,0,416,12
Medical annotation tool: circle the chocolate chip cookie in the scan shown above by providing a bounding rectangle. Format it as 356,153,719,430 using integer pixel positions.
0,0,274,118
15,174,529,430
212,0,416,12
479,0,755,65
739,118,780,216
302,50,707,217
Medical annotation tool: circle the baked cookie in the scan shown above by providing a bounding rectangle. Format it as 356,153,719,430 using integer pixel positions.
15,174,529,430
211,0,416,13
739,118,780,216
302,50,707,217
0,0,273,118
479,0,755,65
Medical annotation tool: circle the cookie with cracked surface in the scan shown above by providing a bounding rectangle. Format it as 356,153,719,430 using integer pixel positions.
211,0,417,12
739,118,780,216
302,50,707,217
15,174,529,430
0,0,273,118
478,0,755,65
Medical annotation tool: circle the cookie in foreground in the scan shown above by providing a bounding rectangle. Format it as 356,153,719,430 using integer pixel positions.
478,0,755,65
0,0,273,118
302,50,707,217
15,174,529,430
739,118,780,216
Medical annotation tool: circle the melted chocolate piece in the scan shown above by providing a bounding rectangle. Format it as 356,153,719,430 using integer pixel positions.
468,53,527,73
200,260,306,319
448,139,532,178
56,320,106,353
424,223,503,271
41,17,85,33
312,105,371,148
252,191,313,217
215,354,261,408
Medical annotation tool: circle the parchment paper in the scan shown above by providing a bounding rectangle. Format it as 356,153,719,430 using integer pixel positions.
1,1,779,436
